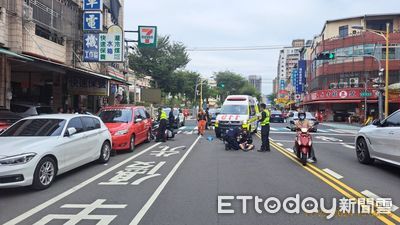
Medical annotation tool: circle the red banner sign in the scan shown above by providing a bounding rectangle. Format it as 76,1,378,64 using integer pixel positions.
304,88,379,102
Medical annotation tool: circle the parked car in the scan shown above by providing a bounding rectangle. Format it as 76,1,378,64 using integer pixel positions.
98,106,152,152
209,108,221,126
11,102,53,117
270,110,285,123
287,112,319,132
0,109,22,133
0,114,112,189
355,110,400,166
163,108,182,128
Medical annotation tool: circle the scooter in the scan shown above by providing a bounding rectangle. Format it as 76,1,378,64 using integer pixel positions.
294,127,312,166
151,121,176,141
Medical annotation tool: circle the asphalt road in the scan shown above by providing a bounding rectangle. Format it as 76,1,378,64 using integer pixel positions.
1,120,399,225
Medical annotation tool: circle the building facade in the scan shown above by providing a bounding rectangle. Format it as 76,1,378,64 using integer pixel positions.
303,14,400,122
0,0,127,113
248,75,262,93
275,39,305,105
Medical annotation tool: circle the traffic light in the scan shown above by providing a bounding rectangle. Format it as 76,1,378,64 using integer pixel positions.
316,53,335,60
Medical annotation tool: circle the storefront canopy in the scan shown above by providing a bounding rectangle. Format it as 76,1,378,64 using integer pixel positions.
0,48,34,62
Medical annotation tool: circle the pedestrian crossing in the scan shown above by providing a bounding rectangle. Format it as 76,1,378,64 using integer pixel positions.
176,125,358,135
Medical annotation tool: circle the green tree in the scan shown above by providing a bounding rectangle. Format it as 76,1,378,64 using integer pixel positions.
128,36,190,93
214,71,247,100
267,93,277,106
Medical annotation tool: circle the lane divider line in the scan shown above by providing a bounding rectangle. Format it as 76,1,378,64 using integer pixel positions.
362,190,399,212
322,168,344,180
285,148,294,153
276,143,283,146
129,135,202,225
341,143,355,149
255,133,399,225
4,142,162,225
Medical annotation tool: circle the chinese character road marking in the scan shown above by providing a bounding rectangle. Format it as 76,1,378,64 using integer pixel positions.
33,199,126,225
86,15,98,29
99,161,166,185
150,146,186,157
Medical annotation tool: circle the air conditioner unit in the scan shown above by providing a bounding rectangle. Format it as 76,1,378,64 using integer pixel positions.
23,4,33,21
349,78,359,88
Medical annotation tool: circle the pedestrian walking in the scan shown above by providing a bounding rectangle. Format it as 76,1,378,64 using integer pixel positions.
197,109,207,135
156,108,168,142
205,108,210,130
257,103,271,152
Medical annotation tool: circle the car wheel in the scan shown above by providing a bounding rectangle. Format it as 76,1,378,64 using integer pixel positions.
98,141,111,163
145,130,151,143
128,135,135,152
356,138,374,164
32,157,57,190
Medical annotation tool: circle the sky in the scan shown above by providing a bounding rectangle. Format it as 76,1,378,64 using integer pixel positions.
124,0,400,95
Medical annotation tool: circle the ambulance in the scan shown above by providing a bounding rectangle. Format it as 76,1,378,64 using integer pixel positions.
214,95,260,138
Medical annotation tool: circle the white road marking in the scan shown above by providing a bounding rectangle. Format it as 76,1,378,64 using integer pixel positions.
270,127,278,131
317,129,329,133
178,126,186,130
284,127,291,131
3,143,161,225
336,129,358,134
315,136,343,142
361,190,399,212
276,143,284,146
129,135,202,225
269,131,356,136
341,143,355,149
267,140,354,144
194,127,198,130
285,148,294,153
322,168,343,179
177,131,182,134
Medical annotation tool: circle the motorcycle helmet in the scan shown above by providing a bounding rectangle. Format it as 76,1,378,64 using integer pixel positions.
298,111,306,121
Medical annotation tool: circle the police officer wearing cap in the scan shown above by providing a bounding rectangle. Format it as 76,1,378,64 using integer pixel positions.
258,103,271,152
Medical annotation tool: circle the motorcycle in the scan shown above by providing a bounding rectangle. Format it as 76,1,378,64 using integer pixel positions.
294,127,312,166
151,121,176,141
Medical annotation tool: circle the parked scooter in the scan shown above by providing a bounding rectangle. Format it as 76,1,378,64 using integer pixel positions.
151,121,176,141
294,127,312,165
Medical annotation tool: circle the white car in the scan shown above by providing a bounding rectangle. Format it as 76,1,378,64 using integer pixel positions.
0,114,112,189
355,110,400,166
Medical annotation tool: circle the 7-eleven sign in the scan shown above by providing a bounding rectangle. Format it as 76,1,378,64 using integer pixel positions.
138,26,157,48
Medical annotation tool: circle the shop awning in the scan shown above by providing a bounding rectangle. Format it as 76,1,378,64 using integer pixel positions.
21,54,111,80
0,48,34,61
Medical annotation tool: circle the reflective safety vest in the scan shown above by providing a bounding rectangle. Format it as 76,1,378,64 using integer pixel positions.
160,111,167,120
260,109,270,126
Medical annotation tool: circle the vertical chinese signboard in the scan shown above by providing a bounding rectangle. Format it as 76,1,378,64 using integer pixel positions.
83,34,99,62
99,25,123,62
297,60,306,94
138,26,157,48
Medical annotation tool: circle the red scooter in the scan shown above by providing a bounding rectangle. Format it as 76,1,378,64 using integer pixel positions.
294,127,312,166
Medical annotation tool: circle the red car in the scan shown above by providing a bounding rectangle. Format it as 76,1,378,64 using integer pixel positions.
98,106,152,152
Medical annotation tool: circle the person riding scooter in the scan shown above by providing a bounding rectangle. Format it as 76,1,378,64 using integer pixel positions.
294,111,317,162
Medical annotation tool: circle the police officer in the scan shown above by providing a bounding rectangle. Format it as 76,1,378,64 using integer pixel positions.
157,108,168,142
258,103,271,152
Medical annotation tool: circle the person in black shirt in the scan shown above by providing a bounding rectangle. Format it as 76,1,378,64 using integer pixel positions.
239,128,254,151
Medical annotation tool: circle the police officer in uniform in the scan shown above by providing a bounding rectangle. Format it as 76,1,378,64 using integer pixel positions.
157,108,168,142
258,103,271,152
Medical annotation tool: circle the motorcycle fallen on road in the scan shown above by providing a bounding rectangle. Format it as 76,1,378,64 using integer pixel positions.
151,121,176,141
294,127,313,166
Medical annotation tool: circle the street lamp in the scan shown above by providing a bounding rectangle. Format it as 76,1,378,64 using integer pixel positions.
352,23,390,118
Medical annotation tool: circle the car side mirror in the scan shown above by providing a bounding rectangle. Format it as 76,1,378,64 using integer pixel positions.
135,118,143,123
65,127,77,137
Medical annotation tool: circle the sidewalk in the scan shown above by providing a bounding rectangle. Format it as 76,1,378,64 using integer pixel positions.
320,122,362,130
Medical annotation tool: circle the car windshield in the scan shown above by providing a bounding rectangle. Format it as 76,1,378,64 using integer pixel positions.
0,119,66,137
36,107,53,114
220,105,248,115
98,109,132,123
293,112,314,119
163,108,178,116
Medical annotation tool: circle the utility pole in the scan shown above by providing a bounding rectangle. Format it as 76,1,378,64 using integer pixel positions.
384,22,390,118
